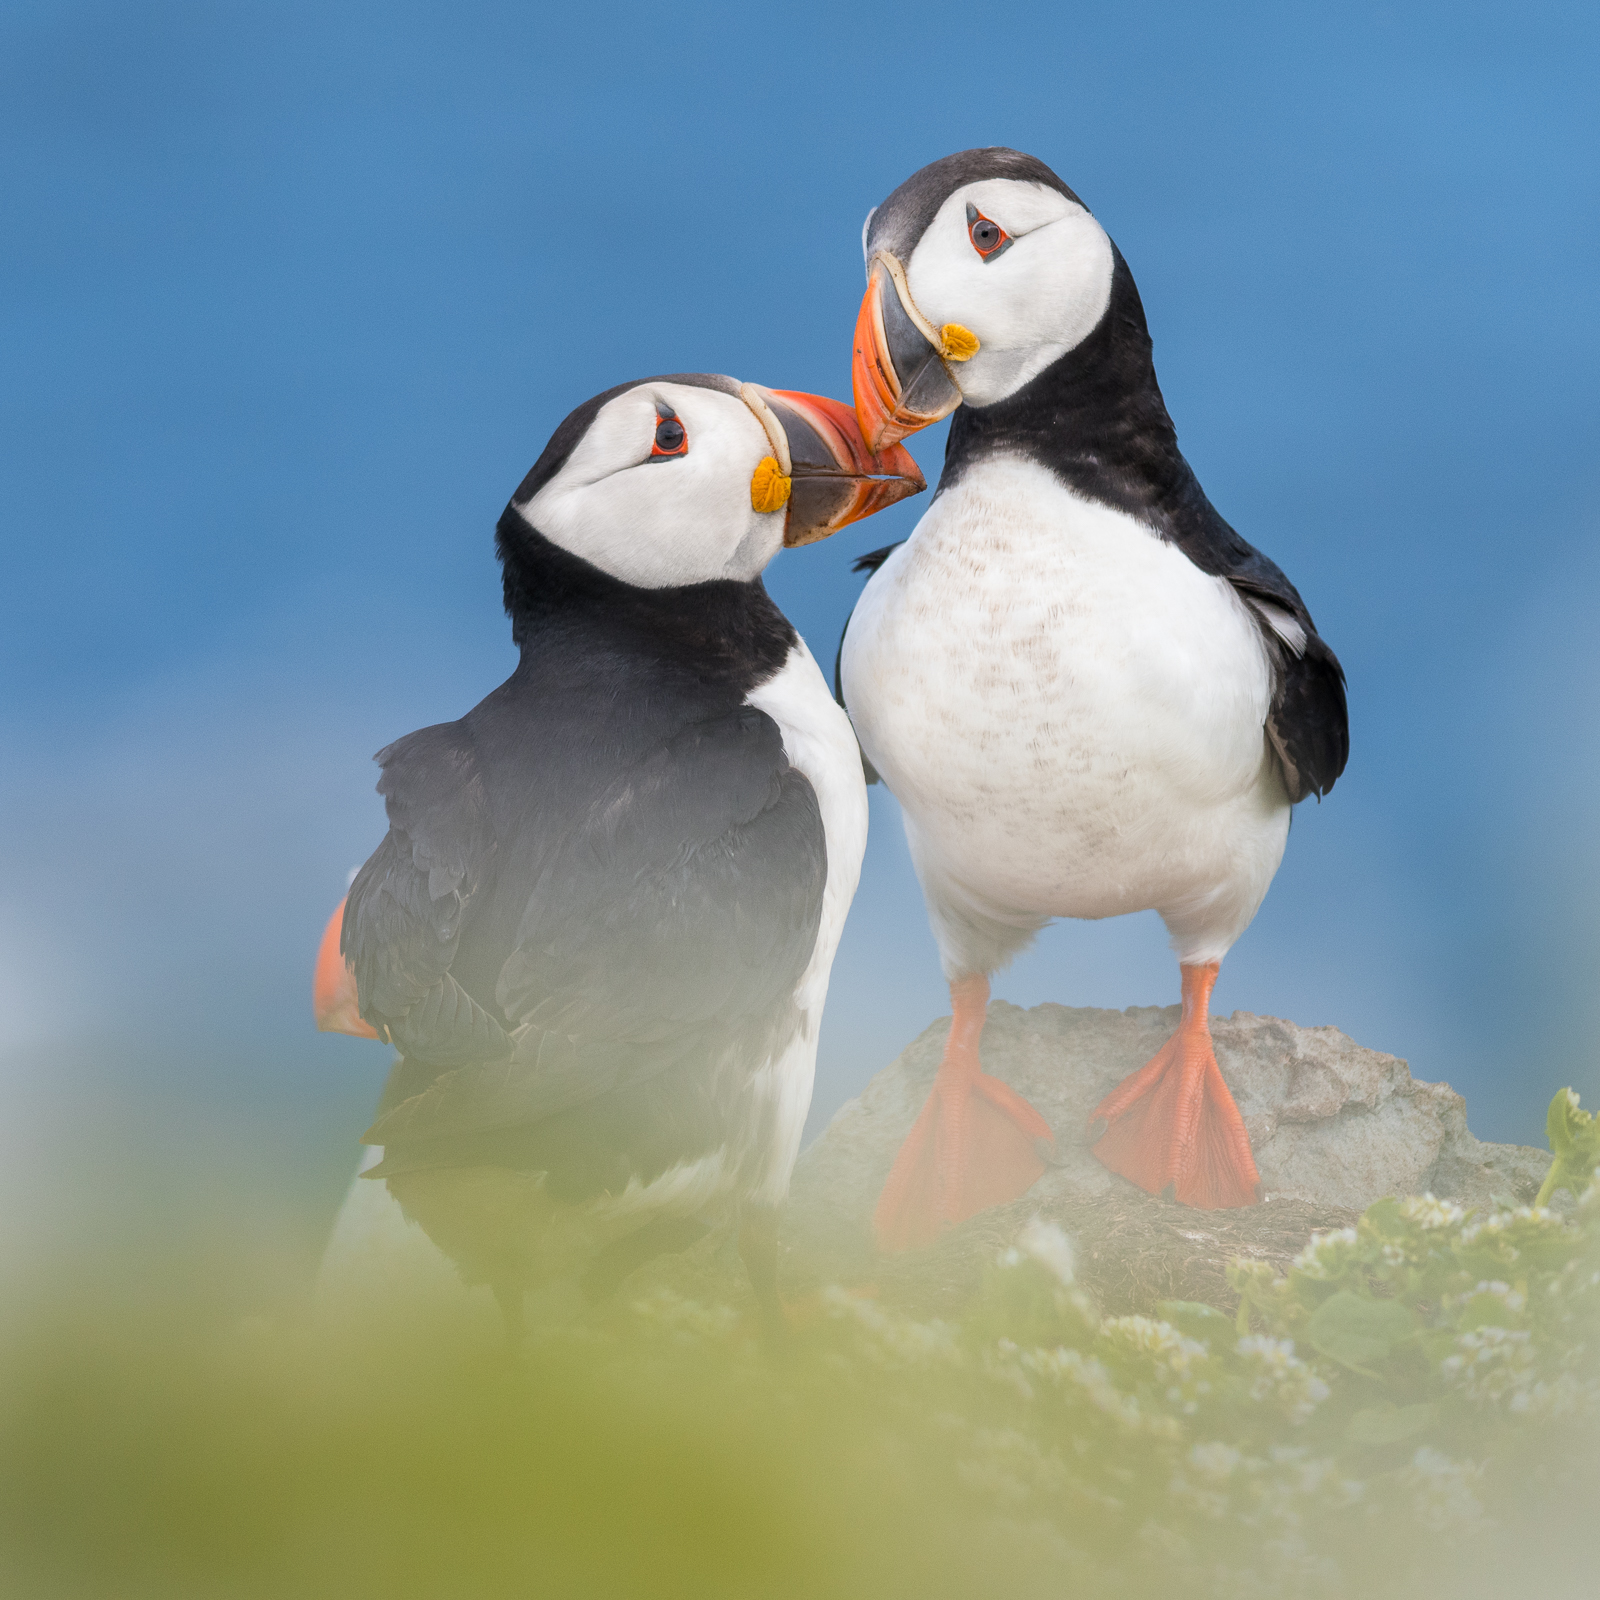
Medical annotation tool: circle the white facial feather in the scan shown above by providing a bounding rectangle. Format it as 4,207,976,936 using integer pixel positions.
519,383,785,588
904,178,1115,407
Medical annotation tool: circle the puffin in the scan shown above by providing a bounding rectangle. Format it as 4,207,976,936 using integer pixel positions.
838,149,1349,1248
313,373,923,1336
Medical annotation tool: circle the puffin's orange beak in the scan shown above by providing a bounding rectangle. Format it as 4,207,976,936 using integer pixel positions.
312,897,379,1039
851,257,968,453
761,389,925,547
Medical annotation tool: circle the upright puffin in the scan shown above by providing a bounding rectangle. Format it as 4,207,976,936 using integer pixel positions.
314,373,923,1334
839,150,1348,1248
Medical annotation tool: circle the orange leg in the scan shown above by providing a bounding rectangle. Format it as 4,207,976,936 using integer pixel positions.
1089,962,1259,1208
873,976,1055,1252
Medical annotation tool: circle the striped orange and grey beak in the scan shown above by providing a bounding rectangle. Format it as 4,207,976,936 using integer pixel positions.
740,383,925,548
312,898,378,1039
763,389,925,547
851,253,973,454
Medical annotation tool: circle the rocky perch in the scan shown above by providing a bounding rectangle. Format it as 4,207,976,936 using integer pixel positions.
325,1001,1554,1327
752,1002,1549,1320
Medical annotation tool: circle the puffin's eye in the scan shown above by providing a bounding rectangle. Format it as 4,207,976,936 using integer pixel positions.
650,414,687,458
966,206,1012,263
652,416,687,455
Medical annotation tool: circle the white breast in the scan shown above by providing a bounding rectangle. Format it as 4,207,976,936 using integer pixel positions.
741,638,869,1201
840,454,1289,965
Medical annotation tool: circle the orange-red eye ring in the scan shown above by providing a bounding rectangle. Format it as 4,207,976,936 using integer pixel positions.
966,207,1012,263
650,411,688,458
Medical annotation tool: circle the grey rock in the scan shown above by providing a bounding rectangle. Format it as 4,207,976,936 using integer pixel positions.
775,1002,1551,1316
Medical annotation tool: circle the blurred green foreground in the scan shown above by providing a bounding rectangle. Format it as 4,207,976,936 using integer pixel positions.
3,1094,1599,1600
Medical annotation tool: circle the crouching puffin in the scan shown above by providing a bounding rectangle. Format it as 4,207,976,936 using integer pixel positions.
314,373,923,1336
839,149,1349,1248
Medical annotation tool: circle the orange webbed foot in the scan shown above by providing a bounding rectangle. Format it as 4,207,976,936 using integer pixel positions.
873,976,1055,1252
1089,962,1259,1209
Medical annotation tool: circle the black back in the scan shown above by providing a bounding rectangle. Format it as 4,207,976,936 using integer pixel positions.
343,506,827,1203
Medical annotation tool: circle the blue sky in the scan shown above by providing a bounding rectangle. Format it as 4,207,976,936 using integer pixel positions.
3,1,1598,1261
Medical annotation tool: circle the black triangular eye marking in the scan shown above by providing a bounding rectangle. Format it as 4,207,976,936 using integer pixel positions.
649,401,688,460
965,202,1013,264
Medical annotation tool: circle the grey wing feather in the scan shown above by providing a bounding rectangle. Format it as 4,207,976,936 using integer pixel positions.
342,722,511,1064
363,707,825,1154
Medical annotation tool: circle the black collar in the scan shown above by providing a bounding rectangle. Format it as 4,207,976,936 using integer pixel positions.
495,508,797,692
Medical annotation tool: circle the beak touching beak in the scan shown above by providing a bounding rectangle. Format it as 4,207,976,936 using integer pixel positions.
748,388,926,547
313,898,379,1040
851,254,972,454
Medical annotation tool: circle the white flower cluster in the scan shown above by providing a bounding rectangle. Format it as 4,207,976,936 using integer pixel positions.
1103,1314,1201,1365
1439,1324,1595,1417
1103,1315,1212,1413
1440,1325,1536,1407
1169,1442,1359,1529
1013,1344,1182,1439
1234,1335,1330,1424
819,1286,962,1370
1261,1446,1364,1514
956,1426,1073,1509
1168,1441,1240,1521
1398,1193,1466,1231
1005,1218,1077,1285
1451,1279,1526,1319
1458,1204,1562,1249
628,1287,740,1341
1290,1228,1359,1280
1401,1446,1484,1531
1189,1439,1241,1482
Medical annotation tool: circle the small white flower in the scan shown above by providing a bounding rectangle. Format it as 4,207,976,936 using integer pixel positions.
1291,1228,1359,1279
1459,1205,1561,1246
1441,1325,1536,1407
1104,1315,1213,1412
1012,1217,1077,1285
629,1288,740,1340
1105,1315,1205,1371
1235,1335,1329,1423
819,1287,962,1369
1189,1441,1242,1482
1400,1193,1466,1231
1403,1447,1485,1530
1455,1279,1526,1316
1019,1345,1180,1437
958,1428,1072,1508
1265,1447,1365,1510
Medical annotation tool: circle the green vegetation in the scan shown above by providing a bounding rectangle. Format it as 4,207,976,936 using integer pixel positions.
3,1102,1597,1600
1539,1086,1600,1208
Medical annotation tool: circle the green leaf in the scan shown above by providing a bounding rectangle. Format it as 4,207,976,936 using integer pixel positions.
1536,1088,1600,1206
1346,1401,1440,1446
1305,1290,1416,1375
1360,1197,1407,1242
1155,1301,1234,1345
